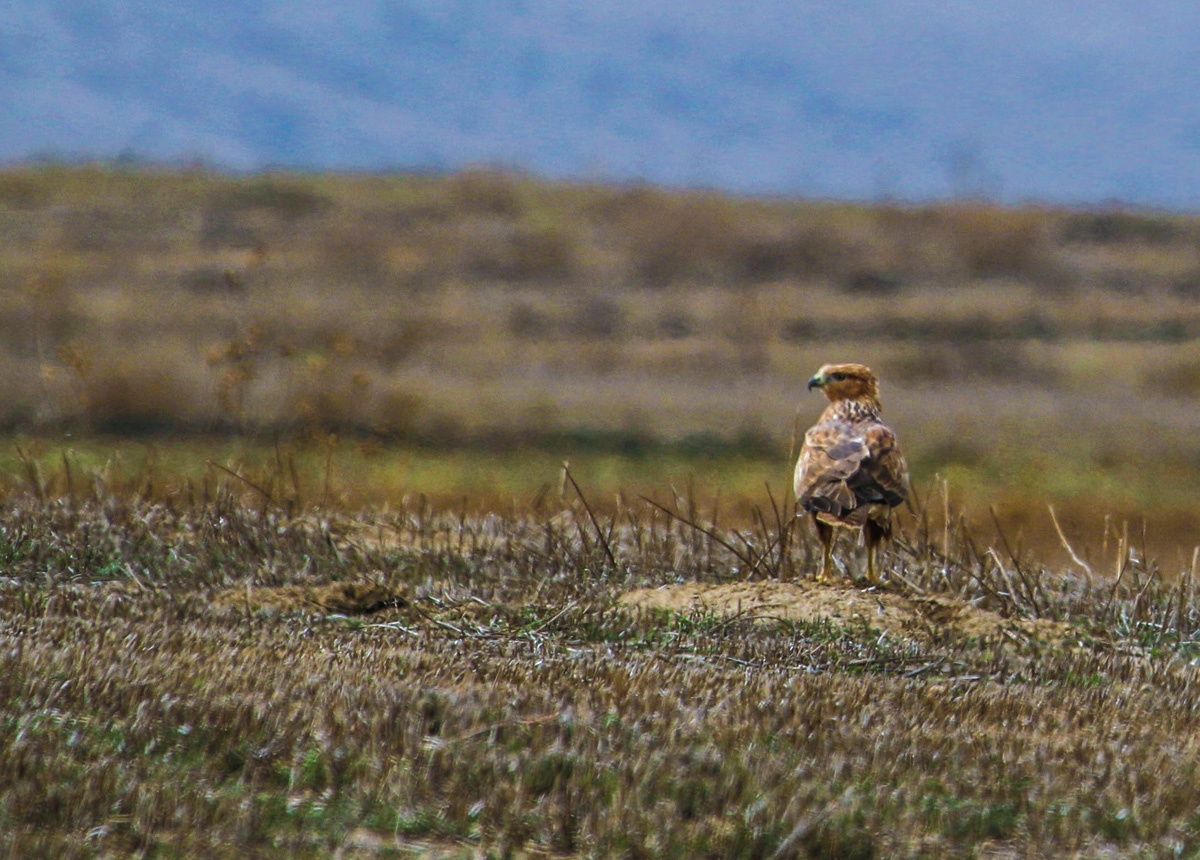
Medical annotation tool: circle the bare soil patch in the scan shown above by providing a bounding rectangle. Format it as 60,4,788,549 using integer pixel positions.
619,579,1073,646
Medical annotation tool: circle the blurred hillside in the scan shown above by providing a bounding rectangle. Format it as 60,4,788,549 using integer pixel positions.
7,3,1200,204
4,164,1200,553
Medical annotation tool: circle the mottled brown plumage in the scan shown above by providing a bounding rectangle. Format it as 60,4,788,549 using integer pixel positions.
794,363,909,583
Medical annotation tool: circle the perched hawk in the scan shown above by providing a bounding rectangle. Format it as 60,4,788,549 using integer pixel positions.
794,363,909,584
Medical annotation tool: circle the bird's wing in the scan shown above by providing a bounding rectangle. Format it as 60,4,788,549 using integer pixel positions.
855,422,909,507
794,421,870,513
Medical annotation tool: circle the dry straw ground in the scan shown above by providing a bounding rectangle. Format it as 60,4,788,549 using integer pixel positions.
5,470,1200,858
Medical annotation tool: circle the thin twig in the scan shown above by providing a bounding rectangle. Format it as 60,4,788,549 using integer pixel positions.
365,621,421,637
1048,504,1092,582
206,460,276,506
985,548,1021,617
941,476,951,574
640,495,755,570
521,600,579,636
763,483,795,580
1103,521,1130,619
561,462,618,569
408,601,473,637
14,443,44,501
989,506,1043,617
452,713,560,743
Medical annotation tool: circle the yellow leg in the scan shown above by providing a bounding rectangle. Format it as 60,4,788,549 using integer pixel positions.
814,517,835,583
864,518,887,586
819,540,834,583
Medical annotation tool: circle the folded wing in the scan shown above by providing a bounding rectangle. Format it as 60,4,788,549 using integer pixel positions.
795,420,908,523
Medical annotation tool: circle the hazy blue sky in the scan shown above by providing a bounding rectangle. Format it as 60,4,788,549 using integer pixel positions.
3,1,1200,207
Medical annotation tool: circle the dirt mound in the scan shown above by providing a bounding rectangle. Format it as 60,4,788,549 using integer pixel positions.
212,581,405,615
619,580,1072,646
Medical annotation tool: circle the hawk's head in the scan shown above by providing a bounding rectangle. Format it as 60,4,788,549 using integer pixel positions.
807,363,880,402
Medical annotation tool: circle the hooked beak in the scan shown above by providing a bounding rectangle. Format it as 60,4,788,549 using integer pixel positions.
807,374,823,391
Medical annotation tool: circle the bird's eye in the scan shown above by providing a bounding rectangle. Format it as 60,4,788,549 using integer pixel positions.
831,372,846,381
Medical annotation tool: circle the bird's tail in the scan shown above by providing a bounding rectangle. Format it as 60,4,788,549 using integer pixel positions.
801,479,856,517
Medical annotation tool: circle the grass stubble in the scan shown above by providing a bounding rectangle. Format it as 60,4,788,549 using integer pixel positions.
4,462,1200,859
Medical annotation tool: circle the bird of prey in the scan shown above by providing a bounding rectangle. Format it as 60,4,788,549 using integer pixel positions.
794,363,909,584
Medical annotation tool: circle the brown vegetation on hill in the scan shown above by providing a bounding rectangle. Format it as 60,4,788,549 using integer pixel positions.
3,164,1200,434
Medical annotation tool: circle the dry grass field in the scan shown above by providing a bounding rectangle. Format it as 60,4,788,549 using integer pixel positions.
5,164,1200,856
3,164,1200,557
5,476,1200,858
